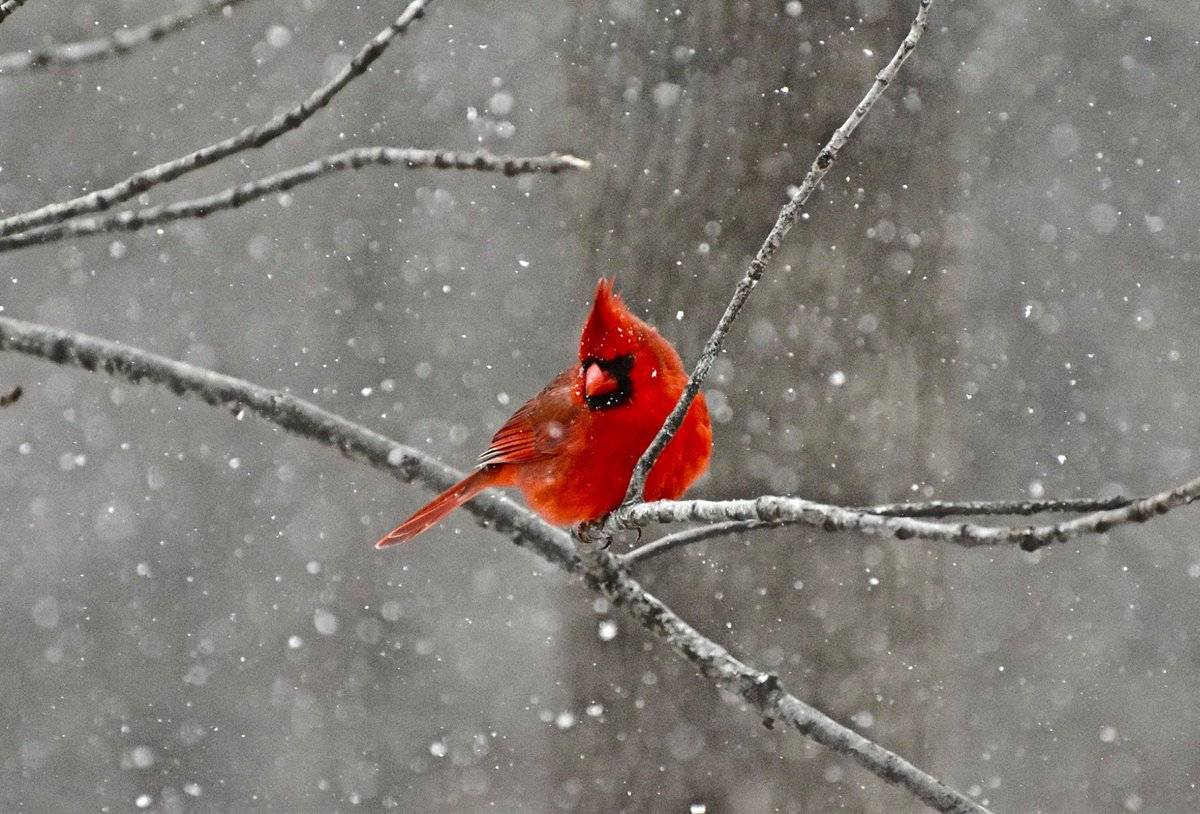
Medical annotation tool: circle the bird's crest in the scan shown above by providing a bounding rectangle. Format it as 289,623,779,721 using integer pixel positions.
579,277,644,361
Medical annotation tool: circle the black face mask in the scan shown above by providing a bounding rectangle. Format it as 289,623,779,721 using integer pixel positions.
581,353,635,411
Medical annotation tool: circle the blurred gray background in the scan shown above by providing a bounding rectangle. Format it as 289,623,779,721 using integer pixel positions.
2,0,1198,811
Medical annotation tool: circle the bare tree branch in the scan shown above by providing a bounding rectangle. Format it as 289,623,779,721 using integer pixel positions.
0,0,29,27
621,0,934,505
0,148,590,253
0,314,579,573
572,541,989,814
621,496,1141,566
616,488,1200,554
621,520,781,566
0,313,986,814
0,0,433,238
0,0,253,74
862,495,1137,518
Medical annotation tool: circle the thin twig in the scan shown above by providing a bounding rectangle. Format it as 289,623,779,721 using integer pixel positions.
0,0,29,27
0,0,253,74
621,519,780,566
621,496,1140,566
620,0,934,505
862,495,1136,518
0,148,590,253
0,314,985,814
616,489,1200,554
0,0,433,237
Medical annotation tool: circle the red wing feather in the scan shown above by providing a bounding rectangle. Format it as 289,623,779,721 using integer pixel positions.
477,421,542,465
476,369,577,467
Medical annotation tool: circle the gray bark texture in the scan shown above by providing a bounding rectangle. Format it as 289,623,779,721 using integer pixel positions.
557,2,961,810
1,1,1198,812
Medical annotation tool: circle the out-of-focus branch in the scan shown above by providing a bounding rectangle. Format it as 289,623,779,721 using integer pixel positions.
621,495,1141,566
620,0,933,505
0,314,986,814
0,148,590,253
0,0,29,27
0,0,253,74
0,0,433,237
617,489,1200,554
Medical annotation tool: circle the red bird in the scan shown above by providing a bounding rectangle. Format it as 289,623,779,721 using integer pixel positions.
376,278,712,547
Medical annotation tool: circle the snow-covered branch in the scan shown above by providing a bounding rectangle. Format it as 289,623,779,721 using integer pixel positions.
0,0,432,238
621,0,934,505
0,314,579,573
621,495,1141,565
0,0,253,74
0,313,988,814
572,541,989,814
614,489,1198,555
861,495,1137,518
0,148,590,253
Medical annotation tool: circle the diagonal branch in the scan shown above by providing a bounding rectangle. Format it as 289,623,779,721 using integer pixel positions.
0,314,986,814
621,495,1141,566
0,0,253,74
0,0,29,27
0,148,590,253
574,541,989,814
621,0,934,505
618,489,1200,554
0,314,579,573
0,0,433,238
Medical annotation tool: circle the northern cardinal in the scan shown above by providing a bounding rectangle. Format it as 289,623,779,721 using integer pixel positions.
375,278,712,547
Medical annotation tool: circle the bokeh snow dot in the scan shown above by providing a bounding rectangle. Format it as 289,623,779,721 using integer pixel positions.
313,609,339,636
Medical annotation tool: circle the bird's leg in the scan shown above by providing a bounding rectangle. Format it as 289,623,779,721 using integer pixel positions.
574,519,611,549
570,522,630,602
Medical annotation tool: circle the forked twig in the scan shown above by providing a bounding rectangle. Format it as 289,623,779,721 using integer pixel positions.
621,495,1140,566
0,148,590,253
0,0,433,237
617,490,1197,554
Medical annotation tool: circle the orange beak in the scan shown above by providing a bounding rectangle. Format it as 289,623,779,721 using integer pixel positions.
584,362,618,399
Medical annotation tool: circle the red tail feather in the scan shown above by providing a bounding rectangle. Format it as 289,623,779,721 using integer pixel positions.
375,469,496,547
